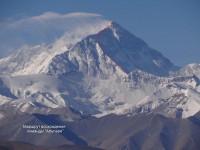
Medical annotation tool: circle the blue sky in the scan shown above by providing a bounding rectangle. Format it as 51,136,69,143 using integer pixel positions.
0,0,200,66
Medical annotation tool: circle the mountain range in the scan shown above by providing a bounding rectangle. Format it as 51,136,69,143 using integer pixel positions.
0,109,200,150
0,12,200,150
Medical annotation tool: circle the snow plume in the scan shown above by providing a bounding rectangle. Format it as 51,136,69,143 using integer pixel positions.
0,12,110,58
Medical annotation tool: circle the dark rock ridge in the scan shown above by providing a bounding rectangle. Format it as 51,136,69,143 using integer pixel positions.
0,110,199,150
0,141,103,150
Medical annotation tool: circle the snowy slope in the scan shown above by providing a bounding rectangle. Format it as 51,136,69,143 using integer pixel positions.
1,68,199,118
123,80,200,118
171,63,200,78
0,73,101,114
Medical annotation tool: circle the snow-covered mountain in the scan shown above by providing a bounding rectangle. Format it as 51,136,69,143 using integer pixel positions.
0,16,200,119
0,12,110,75
48,22,178,77
122,73,200,118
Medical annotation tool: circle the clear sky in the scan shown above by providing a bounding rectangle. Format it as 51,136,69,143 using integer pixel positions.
0,0,200,66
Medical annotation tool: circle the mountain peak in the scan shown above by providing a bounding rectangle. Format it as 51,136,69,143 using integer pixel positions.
47,21,178,77
95,22,178,76
109,21,122,29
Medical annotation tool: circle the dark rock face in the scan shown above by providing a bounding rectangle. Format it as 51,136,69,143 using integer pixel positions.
0,110,200,150
0,141,103,150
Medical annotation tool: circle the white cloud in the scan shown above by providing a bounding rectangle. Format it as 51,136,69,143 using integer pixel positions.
0,12,110,58
32,12,103,20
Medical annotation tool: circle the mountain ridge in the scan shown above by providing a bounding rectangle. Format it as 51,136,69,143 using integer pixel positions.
0,110,200,150
0,19,199,119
